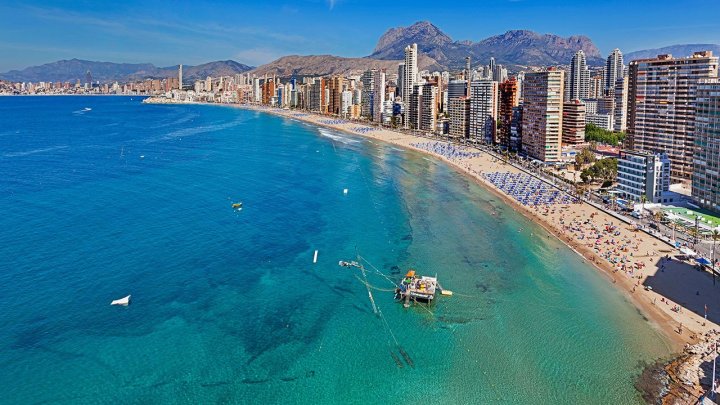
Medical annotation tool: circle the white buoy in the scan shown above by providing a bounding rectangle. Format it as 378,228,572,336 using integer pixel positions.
313,250,319,264
111,295,131,306
343,188,348,195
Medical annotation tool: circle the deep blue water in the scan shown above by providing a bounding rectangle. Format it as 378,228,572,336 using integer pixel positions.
0,96,669,404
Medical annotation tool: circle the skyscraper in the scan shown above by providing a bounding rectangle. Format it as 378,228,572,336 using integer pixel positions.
178,64,183,90
569,50,589,100
604,49,624,96
327,76,345,115
408,82,437,132
469,80,498,143
691,78,720,212
627,51,719,181
361,70,375,118
397,63,405,98
402,43,418,103
498,78,519,148
448,97,470,139
613,76,628,132
521,69,564,162
372,70,386,123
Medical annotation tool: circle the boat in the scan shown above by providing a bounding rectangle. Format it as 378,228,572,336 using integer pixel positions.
232,202,243,210
111,295,131,306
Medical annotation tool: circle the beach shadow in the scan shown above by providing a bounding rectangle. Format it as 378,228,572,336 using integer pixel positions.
642,257,720,325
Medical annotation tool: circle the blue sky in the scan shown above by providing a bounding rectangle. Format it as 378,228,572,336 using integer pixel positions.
1,0,718,71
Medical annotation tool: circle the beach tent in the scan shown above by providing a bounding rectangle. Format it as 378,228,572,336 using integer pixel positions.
696,257,711,266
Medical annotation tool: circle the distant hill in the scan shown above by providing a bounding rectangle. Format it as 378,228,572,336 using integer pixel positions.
248,54,441,79
369,21,604,68
0,59,254,83
625,44,720,62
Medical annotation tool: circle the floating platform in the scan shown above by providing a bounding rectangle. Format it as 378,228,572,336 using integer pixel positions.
396,270,437,306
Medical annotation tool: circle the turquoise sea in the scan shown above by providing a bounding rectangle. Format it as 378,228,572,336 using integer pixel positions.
0,96,670,404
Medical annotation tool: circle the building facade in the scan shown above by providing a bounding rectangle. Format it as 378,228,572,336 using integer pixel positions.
692,78,720,212
448,97,470,139
617,150,671,203
627,51,719,182
469,80,498,143
521,69,564,162
562,99,586,145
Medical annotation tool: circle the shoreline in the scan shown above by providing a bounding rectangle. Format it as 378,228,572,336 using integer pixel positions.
146,99,719,399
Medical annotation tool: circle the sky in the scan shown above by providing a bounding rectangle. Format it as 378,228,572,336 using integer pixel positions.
1,0,719,72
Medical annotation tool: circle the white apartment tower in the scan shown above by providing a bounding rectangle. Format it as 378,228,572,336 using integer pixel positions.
469,80,498,143
179,64,183,90
402,44,418,103
372,70,386,123
569,50,589,100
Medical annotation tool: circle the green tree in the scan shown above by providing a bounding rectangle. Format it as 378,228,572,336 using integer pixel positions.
574,147,596,170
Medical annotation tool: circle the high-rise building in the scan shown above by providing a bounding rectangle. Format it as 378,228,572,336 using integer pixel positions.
469,80,498,143
562,99,586,145
492,64,508,83
605,49,624,96
569,50,590,100
589,75,603,99
613,76,629,132
498,78,519,148
178,65,183,90
252,78,260,102
372,70,386,122
448,97,470,139
360,70,375,119
692,78,720,212
627,51,719,182
408,82,437,132
327,76,345,115
262,77,275,105
402,44,418,104
397,63,405,98
521,69,564,162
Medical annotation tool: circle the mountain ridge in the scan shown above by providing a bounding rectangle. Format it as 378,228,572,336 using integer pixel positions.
370,21,604,68
0,59,254,83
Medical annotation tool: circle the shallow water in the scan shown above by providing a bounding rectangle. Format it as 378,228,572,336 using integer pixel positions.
0,96,670,404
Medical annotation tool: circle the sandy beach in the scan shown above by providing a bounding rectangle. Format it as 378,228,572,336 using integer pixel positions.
235,104,719,354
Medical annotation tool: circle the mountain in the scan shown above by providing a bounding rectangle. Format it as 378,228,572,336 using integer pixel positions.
249,54,441,79
0,59,254,83
370,21,604,68
625,44,720,62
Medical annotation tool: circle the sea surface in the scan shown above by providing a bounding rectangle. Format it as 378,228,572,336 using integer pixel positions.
0,96,670,404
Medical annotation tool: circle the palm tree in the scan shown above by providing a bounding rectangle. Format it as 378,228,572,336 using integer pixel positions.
640,195,647,215
712,229,719,269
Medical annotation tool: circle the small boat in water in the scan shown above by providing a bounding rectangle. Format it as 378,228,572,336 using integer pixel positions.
231,202,243,210
111,295,131,306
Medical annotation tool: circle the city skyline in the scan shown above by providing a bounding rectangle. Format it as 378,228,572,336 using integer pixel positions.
1,0,719,72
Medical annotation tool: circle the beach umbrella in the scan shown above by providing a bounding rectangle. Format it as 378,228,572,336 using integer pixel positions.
697,257,711,266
